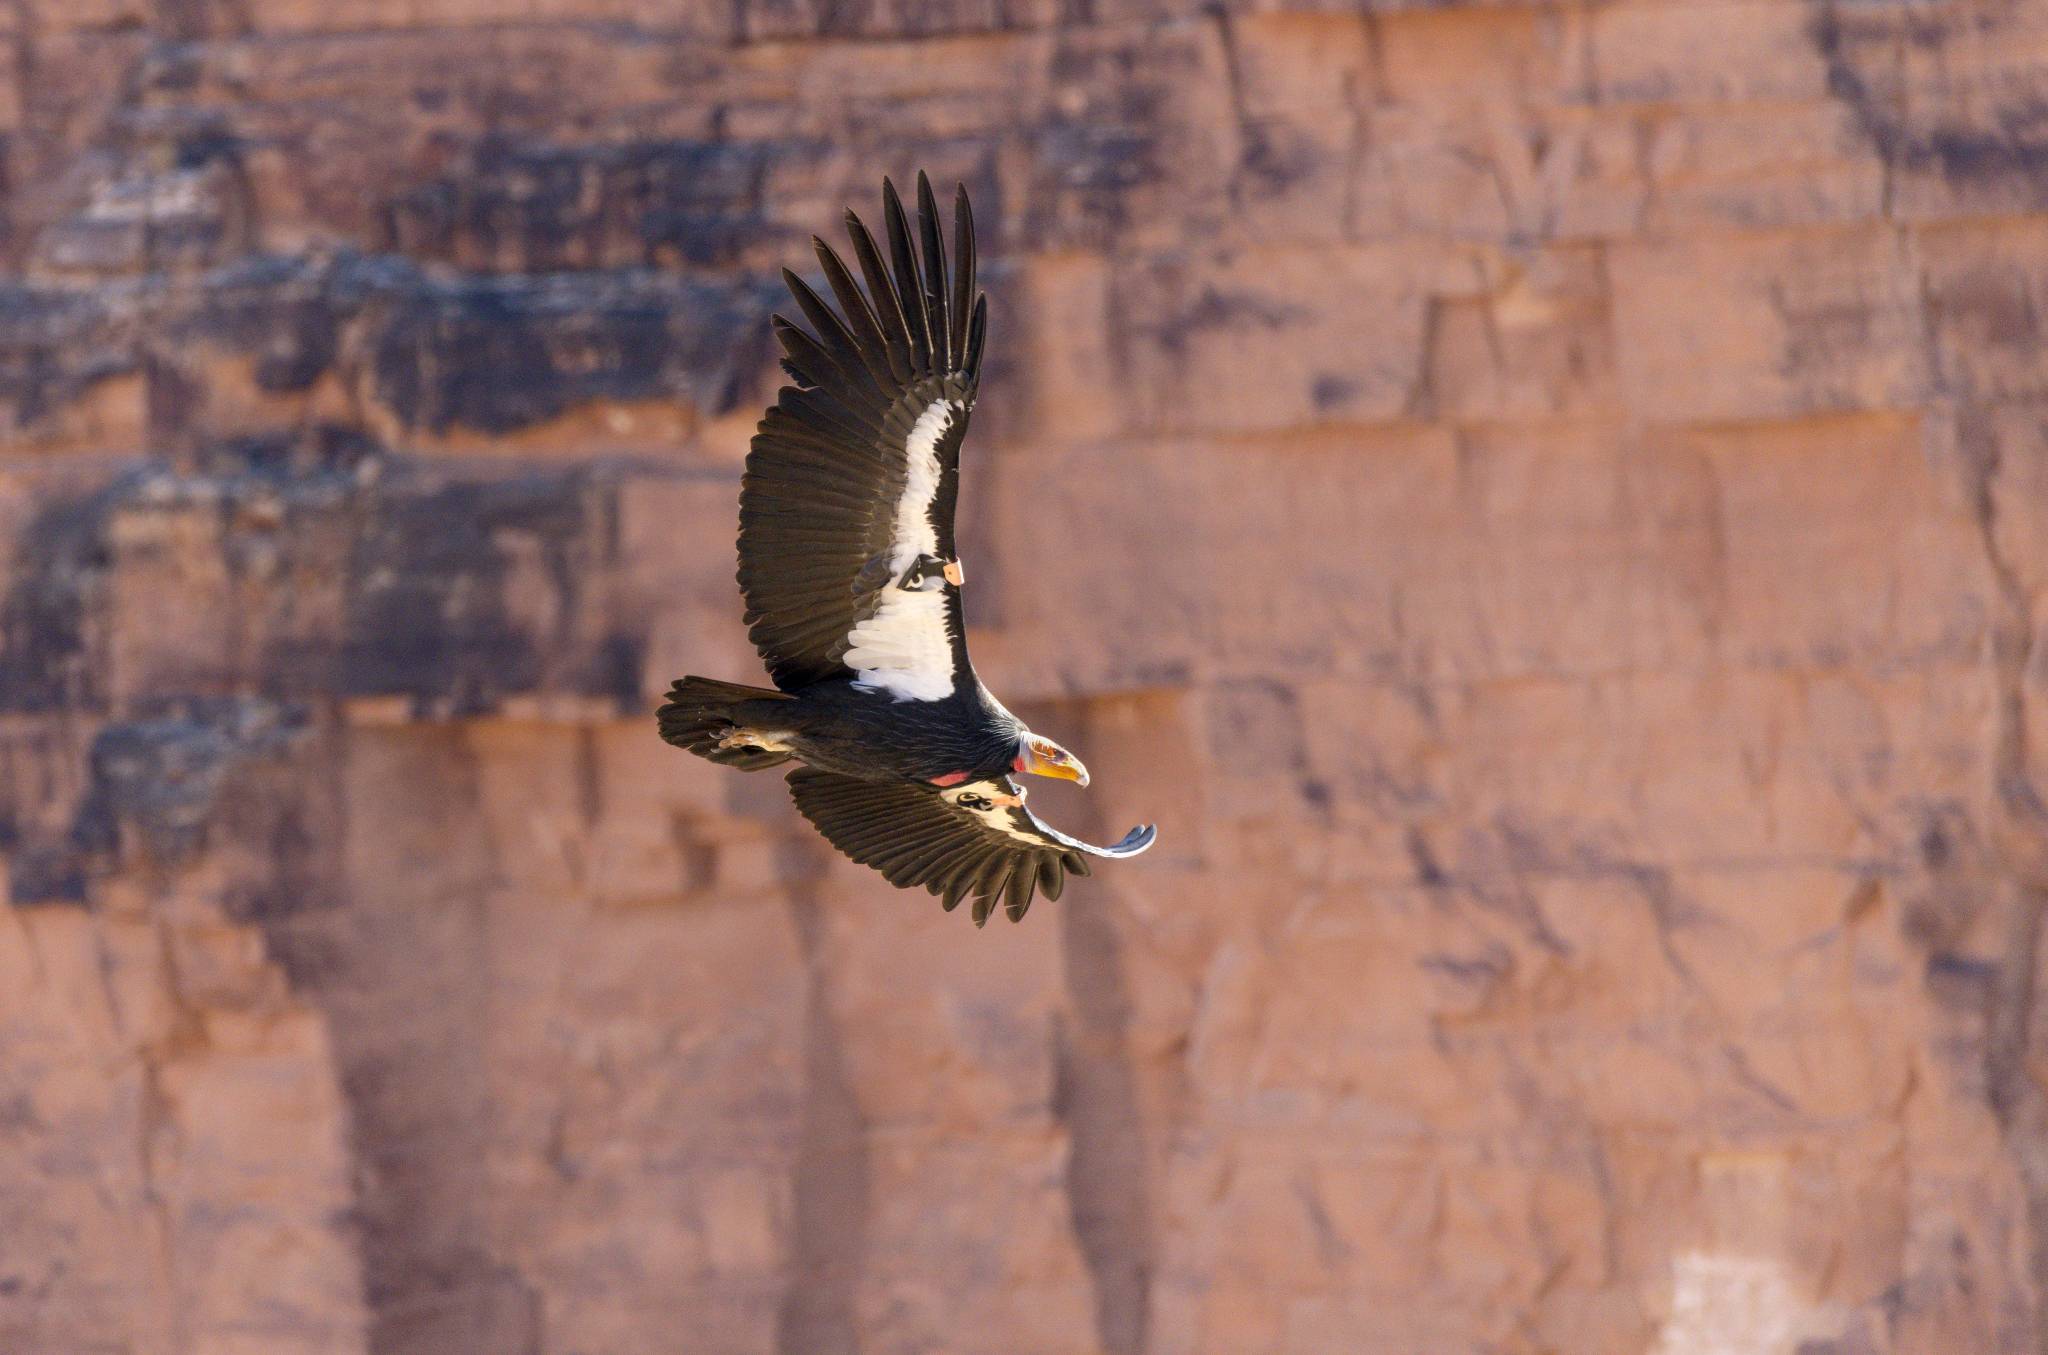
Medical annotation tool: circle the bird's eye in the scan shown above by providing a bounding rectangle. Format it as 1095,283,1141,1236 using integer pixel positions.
958,795,989,811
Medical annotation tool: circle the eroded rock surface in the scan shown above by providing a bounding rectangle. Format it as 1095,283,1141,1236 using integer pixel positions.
4,0,2048,1351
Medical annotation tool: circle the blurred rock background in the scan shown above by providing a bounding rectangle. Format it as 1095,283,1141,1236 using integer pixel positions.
0,0,2045,1351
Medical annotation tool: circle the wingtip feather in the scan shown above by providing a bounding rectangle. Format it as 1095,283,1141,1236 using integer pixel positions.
881,176,933,372
915,170,950,362
965,293,988,378
950,184,976,370
1121,824,1159,854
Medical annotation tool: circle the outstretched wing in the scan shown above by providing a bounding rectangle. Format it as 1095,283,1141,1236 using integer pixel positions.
787,769,1157,926
739,173,989,699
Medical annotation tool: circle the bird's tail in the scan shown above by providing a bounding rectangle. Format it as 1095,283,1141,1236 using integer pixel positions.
657,676,798,771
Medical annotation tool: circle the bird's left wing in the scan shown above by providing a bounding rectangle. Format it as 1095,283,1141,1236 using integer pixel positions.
787,768,1156,925
739,173,988,699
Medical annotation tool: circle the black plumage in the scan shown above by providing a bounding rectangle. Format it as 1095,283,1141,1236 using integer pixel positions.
658,173,1154,924
788,770,1155,926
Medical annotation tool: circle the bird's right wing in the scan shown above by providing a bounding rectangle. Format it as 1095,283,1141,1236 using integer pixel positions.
787,769,1156,926
739,173,988,700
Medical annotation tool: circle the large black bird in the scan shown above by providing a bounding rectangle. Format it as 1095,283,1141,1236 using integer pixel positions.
658,174,1155,925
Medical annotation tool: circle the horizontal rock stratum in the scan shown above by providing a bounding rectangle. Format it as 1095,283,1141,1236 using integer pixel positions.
2,0,2047,1351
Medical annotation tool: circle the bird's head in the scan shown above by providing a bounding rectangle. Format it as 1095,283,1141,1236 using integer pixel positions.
1014,734,1089,787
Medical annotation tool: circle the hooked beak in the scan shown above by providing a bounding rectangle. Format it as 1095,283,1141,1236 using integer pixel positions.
1024,741,1090,787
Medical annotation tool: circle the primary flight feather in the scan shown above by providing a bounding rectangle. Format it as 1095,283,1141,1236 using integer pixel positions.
658,173,1155,925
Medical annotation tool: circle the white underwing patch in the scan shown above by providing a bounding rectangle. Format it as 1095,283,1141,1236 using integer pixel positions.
944,779,1047,845
718,729,796,752
845,398,960,702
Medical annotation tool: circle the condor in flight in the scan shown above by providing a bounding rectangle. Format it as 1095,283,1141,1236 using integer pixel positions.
659,174,1155,926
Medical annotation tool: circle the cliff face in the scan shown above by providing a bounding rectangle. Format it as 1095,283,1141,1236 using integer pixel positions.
2,1,2047,1352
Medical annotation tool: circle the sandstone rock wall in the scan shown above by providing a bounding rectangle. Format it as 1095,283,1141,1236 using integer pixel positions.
3,0,2048,1351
